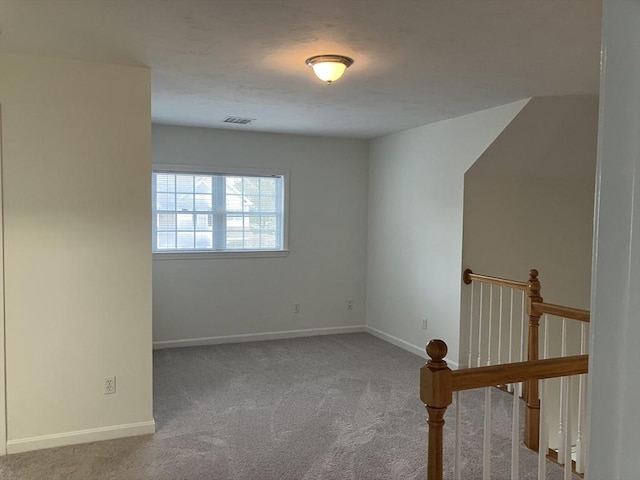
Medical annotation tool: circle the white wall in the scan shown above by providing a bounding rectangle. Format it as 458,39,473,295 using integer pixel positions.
366,100,528,364
152,125,368,346
0,54,154,452
587,0,640,478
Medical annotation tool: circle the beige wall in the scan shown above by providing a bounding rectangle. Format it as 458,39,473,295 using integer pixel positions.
461,95,599,449
0,54,154,452
462,95,598,351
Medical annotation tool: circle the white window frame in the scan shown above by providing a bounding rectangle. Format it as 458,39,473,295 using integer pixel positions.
152,164,289,260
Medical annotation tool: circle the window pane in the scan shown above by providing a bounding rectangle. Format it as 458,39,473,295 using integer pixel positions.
177,232,194,249
157,213,176,231
246,215,260,231
226,194,243,212
195,232,213,249
241,195,276,212
227,215,243,230
260,177,276,194
194,175,212,193
157,232,176,249
224,176,281,249
156,193,175,211
261,233,276,248
177,214,194,231
244,195,259,212
226,177,242,193
177,193,194,211
226,232,243,249
261,215,277,230
243,177,260,194
176,175,194,193
258,195,276,212
195,214,213,231
156,174,175,193
244,233,260,249
195,194,212,211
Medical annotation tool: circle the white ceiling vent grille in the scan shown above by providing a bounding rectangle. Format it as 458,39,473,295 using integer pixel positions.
223,116,255,125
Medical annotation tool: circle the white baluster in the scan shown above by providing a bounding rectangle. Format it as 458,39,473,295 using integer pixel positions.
498,286,503,365
558,318,567,460
468,282,475,369
455,391,461,480
543,315,550,361
478,283,484,367
507,289,514,393
558,376,566,464
538,316,550,480
538,378,549,480
511,380,520,480
563,377,573,480
487,285,493,366
576,324,588,473
519,291,526,397
520,290,526,363
484,387,491,480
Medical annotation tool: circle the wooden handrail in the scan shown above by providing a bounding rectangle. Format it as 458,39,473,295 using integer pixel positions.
420,345,589,405
462,268,528,290
451,355,588,391
531,301,590,322
462,267,591,454
420,339,589,480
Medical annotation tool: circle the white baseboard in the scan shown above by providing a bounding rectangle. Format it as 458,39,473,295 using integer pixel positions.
366,326,460,369
153,325,367,350
6,420,156,454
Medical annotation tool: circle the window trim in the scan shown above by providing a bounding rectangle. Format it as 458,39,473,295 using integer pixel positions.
152,164,290,259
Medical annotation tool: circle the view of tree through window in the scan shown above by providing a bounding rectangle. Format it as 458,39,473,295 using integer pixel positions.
152,171,285,252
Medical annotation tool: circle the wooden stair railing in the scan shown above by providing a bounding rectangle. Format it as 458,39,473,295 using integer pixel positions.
530,296,590,473
420,339,589,480
462,268,590,452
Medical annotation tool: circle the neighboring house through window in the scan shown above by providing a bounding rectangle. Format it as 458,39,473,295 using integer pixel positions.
152,166,288,256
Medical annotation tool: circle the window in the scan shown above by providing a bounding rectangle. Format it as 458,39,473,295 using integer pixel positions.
152,167,287,255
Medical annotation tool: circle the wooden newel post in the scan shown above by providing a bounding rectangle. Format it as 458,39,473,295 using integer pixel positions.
420,340,453,480
524,268,542,451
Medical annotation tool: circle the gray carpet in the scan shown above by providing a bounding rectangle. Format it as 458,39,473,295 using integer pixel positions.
0,333,576,479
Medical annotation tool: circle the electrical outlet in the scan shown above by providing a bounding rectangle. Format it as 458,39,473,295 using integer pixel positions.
293,303,300,314
104,376,116,395
347,299,353,310
422,318,428,330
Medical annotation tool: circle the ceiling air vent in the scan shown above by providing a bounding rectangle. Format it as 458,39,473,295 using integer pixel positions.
223,116,255,125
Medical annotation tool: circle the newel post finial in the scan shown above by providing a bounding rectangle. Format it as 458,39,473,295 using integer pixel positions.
426,339,448,367
528,269,541,297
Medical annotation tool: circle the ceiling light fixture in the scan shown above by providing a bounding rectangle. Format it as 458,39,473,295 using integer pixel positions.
305,54,354,84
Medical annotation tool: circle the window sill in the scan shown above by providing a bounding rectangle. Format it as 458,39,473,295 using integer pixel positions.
152,250,290,260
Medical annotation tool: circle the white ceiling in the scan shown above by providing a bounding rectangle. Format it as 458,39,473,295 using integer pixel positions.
0,0,602,139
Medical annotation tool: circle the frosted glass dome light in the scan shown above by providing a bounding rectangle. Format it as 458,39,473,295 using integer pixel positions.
305,55,354,84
